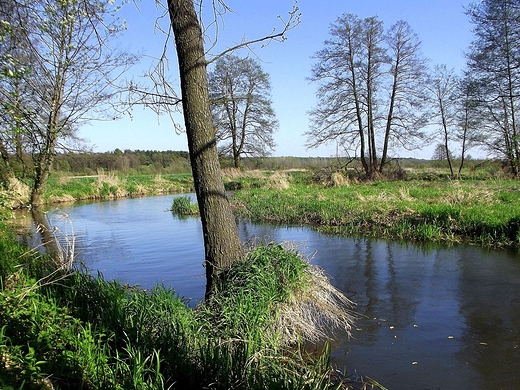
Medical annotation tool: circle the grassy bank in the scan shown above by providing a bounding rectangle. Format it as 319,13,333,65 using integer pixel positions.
1,174,195,208
44,174,195,203
233,172,520,248
0,223,358,390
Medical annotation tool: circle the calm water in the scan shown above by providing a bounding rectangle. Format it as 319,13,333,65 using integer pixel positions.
18,194,520,390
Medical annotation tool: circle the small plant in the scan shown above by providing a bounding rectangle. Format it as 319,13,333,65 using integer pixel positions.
171,196,198,215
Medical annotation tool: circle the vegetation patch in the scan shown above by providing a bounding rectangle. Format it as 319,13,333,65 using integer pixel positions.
234,173,520,248
170,195,198,215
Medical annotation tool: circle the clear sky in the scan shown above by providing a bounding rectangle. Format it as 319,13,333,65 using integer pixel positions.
82,0,474,158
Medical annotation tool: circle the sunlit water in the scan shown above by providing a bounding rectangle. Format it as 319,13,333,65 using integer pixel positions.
16,194,520,390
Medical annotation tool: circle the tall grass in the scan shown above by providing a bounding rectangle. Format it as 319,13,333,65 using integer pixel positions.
170,195,198,215
0,223,358,390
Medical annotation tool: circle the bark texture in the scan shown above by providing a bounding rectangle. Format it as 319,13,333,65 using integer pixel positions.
168,0,244,298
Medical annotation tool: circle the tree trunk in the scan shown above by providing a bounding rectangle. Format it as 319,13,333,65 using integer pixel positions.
439,102,454,178
380,63,399,173
30,154,54,207
168,0,244,298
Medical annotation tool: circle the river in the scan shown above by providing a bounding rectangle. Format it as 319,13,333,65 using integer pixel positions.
16,194,520,390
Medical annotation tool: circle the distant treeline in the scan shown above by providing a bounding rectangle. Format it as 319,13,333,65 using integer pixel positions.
52,150,357,175
49,149,493,177
54,149,192,175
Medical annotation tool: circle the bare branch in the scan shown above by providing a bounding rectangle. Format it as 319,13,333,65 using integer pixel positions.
206,1,301,65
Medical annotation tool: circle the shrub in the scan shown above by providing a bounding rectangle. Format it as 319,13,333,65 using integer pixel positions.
171,196,198,215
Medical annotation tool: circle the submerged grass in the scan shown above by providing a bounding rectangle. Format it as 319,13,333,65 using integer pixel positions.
234,175,520,248
0,222,358,390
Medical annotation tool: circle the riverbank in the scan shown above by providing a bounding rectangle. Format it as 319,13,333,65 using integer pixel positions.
0,173,195,209
4,169,520,248
0,223,358,389
232,171,520,248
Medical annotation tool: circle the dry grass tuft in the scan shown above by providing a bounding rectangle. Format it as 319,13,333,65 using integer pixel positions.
398,187,414,202
331,172,349,187
440,186,495,205
221,167,243,178
274,257,356,345
49,194,76,203
265,172,290,190
3,177,30,207
152,174,167,184
57,175,70,186
95,173,120,188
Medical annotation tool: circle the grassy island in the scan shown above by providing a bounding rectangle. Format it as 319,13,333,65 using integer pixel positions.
233,171,520,249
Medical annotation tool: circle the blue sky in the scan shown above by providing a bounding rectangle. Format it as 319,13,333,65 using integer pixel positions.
82,0,473,158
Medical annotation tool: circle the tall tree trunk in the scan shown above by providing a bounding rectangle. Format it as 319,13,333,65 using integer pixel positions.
168,0,244,298
439,101,454,177
380,64,398,173
347,46,369,176
458,106,469,178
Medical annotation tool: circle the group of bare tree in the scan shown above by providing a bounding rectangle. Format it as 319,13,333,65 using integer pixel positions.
307,15,429,178
307,0,520,178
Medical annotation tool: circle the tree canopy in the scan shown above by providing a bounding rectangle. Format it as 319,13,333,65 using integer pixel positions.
465,0,520,175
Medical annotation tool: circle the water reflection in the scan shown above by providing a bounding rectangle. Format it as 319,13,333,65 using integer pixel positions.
457,248,520,389
11,194,520,390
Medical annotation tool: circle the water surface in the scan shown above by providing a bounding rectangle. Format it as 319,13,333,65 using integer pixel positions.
20,194,520,390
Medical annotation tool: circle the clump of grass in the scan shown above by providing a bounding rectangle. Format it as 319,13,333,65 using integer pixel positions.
265,171,290,190
171,195,198,215
196,242,356,388
202,242,356,344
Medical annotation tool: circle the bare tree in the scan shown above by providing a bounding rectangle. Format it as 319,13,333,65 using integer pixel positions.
166,0,299,297
432,143,450,161
428,65,460,177
456,73,482,175
0,0,137,206
307,14,371,175
380,20,429,171
208,54,278,168
466,0,520,175
307,14,429,178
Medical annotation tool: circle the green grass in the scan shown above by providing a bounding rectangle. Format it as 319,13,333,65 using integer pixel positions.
41,174,195,205
0,223,355,390
234,176,520,248
170,195,199,215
